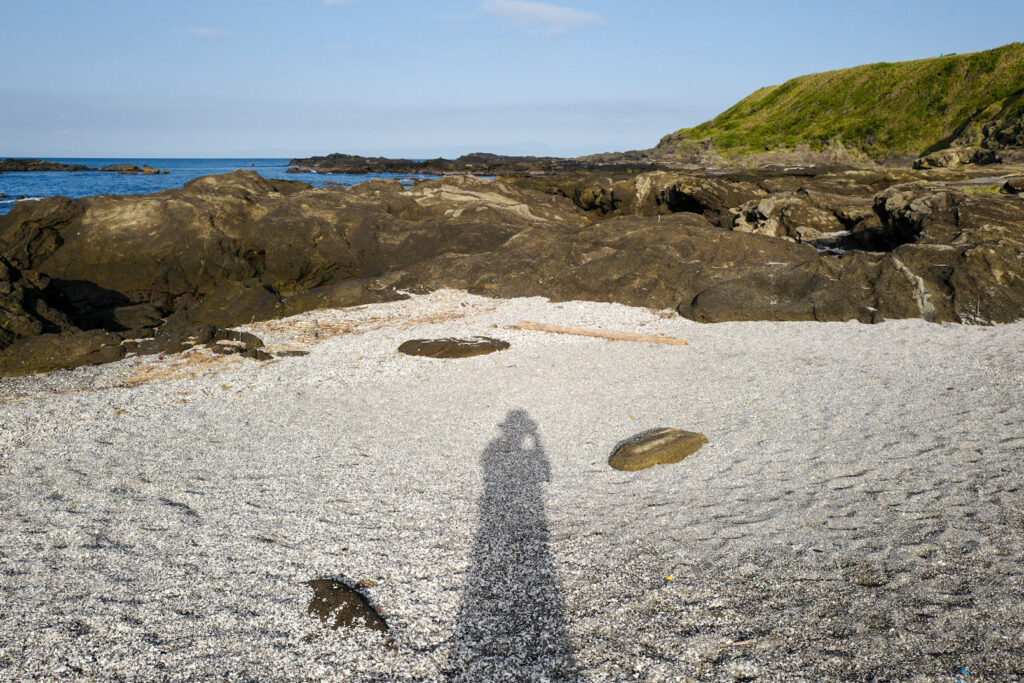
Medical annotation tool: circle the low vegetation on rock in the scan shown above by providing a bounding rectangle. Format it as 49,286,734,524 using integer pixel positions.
659,43,1024,162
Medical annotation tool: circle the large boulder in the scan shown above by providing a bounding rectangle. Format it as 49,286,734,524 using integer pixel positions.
385,212,818,309
0,171,382,307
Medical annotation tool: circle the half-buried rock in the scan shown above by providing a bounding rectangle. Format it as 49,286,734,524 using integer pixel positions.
609,428,708,472
397,336,509,358
306,579,388,632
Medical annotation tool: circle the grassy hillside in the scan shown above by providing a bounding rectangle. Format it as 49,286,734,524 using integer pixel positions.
660,43,1024,160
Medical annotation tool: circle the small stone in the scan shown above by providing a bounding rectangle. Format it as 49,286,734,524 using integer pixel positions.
397,336,509,358
1001,178,1024,194
306,579,388,632
609,428,708,471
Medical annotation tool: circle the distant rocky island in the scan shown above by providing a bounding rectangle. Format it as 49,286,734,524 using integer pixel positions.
287,150,678,176
0,159,168,175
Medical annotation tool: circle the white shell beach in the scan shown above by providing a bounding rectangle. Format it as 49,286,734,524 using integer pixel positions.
2,290,1022,680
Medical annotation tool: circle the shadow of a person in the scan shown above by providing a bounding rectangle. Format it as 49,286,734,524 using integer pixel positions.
448,409,579,681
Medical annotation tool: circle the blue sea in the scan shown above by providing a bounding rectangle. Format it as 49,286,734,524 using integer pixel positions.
0,158,437,215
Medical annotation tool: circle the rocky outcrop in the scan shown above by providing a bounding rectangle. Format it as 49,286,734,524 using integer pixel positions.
680,183,1024,323
287,150,680,177
0,159,95,173
913,147,1000,169
0,159,168,174
98,164,169,175
0,256,76,348
1,166,1023,375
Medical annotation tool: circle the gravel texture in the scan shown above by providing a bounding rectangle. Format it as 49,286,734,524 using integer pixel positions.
1,289,1023,681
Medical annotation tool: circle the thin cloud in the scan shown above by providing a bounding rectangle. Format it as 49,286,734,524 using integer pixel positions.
480,0,600,35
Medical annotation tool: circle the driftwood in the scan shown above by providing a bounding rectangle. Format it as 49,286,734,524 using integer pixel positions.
511,321,688,346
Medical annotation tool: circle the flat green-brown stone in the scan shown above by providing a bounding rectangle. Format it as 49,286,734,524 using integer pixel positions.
397,336,509,358
609,428,708,471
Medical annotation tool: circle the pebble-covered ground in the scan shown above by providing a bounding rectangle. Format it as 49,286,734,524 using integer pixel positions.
1,290,1022,681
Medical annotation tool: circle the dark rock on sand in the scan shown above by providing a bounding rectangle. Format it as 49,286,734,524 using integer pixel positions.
306,579,388,632
1003,178,1024,194
609,428,708,471
0,329,125,376
124,325,267,359
398,337,510,358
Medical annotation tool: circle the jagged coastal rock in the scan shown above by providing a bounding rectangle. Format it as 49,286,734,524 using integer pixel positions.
1,163,1023,375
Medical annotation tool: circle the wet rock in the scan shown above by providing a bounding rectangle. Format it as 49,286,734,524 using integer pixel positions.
306,579,388,632
274,350,309,358
398,336,510,358
609,428,708,471
1002,178,1024,194
0,329,125,376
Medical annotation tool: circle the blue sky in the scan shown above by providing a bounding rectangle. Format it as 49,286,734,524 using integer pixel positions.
1,0,1022,158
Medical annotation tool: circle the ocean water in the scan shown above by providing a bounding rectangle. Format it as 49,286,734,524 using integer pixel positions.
0,158,437,215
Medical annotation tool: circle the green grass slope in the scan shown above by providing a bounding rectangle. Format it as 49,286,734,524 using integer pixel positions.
660,43,1024,160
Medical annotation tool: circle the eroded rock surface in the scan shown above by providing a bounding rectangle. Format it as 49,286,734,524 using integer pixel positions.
1,165,1023,374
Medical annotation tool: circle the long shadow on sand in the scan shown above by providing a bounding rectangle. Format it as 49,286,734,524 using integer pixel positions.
447,409,579,681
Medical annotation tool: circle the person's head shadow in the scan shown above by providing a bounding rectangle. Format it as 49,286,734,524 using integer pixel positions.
447,409,579,681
